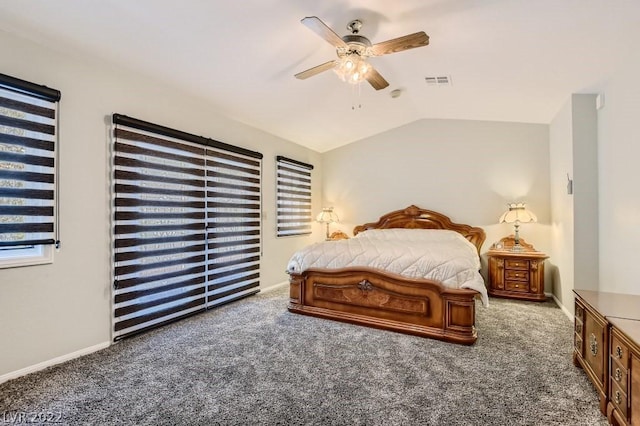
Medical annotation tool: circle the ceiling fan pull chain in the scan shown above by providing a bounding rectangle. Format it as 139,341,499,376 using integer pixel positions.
351,82,362,110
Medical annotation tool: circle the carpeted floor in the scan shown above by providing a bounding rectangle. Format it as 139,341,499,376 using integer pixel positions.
1,287,608,426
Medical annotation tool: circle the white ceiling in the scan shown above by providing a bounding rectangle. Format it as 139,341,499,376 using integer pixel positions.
0,1,638,152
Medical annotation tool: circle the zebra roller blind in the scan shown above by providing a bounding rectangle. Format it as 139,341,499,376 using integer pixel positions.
113,114,262,340
0,73,61,248
276,156,313,237
205,148,261,307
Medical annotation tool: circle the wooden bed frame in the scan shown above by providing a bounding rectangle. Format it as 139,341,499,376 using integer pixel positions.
287,205,486,345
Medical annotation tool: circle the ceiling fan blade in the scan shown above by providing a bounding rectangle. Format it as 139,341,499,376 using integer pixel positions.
295,60,337,80
301,16,348,48
365,66,389,90
371,31,430,56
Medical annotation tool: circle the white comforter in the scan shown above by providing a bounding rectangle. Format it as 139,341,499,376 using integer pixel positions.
287,228,488,306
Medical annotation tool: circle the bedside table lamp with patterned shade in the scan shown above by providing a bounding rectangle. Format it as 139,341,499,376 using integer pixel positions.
316,207,339,240
498,202,537,252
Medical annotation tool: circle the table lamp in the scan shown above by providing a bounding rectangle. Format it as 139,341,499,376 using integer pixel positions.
498,202,537,251
316,207,339,240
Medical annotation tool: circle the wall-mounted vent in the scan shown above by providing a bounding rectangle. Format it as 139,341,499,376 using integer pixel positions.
425,76,452,87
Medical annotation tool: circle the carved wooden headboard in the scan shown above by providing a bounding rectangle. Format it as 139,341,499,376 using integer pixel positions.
352,205,486,254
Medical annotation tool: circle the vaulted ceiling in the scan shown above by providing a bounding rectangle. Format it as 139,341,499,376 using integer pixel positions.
0,1,638,152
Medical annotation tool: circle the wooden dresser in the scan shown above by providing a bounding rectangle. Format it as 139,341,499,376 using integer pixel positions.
607,317,640,425
488,236,548,302
573,290,640,421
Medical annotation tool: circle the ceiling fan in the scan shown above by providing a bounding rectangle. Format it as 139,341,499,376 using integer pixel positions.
294,16,430,90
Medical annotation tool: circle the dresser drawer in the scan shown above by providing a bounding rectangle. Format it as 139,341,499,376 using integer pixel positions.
610,379,628,420
505,281,529,292
611,334,629,370
611,361,628,395
575,303,584,322
504,259,529,270
505,270,529,281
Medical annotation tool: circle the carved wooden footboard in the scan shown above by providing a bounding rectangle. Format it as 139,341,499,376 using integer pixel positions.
288,267,478,345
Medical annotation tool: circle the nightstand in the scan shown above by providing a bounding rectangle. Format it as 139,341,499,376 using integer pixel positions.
487,236,549,302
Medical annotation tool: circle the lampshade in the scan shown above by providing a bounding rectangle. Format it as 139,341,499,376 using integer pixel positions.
498,203,537,224
316,207,339,224
498,203,536,251
316,207,339,240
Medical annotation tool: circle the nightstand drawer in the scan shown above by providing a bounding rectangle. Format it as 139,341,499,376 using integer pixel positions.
505,281,529,292
505,259,529,270
505,270,529,281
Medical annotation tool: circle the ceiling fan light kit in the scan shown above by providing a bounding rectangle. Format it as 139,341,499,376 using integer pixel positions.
295,16,429,91
334,54,371,84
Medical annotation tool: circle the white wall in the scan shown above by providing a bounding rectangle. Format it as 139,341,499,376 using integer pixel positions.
549,94,599,312
572,95,599,294
549,99,575,310
0,30,322,379
596,59,640,295
321,118,551,281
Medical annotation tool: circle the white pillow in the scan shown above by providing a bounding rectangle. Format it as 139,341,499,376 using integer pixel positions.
354,228,465,242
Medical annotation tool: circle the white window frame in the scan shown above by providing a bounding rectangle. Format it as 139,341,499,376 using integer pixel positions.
0,245,53,269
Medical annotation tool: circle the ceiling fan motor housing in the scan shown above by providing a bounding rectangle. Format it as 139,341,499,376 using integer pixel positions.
338,34,372,58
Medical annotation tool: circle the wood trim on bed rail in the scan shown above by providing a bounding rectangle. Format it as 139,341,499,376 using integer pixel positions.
352,205,486,254
288,267,478,345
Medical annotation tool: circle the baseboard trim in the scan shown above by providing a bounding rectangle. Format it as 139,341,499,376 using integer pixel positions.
548,292,573,321
260,280,288,293
0,341,111,385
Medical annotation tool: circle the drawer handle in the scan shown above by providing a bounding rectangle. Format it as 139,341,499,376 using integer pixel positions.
589,333,598,356
614,390,622,405
515,284,520,288
614,368,623,382
616,346,623,358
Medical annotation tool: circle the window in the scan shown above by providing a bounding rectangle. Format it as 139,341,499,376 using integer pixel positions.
276,156,313,237
112,114,262,340
0,73,61,268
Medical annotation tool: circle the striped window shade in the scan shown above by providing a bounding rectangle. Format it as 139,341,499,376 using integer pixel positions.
112,114,262,340
0,73,61,249
205,148,261,307
276,156,313,237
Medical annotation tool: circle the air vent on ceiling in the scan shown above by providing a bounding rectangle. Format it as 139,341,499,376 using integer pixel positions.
425,76,452,87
